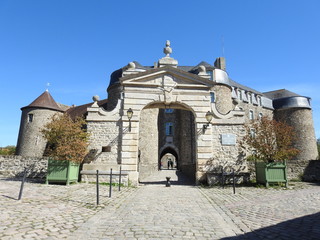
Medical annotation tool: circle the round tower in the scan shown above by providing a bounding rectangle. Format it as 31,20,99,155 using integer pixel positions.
16,90,64,157
212,57,233,114
273,96,318,161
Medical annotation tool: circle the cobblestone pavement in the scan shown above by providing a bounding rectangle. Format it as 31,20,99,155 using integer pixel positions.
200,182,320,239
0,178,136,240
1,172,320,240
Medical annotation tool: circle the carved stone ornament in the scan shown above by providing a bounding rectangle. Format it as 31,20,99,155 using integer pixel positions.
163,40,172,57
159,75,177,105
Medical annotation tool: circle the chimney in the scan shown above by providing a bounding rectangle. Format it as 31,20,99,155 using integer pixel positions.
214,57,226,71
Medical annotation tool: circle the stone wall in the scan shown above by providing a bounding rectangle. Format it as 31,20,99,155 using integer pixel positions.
275,108,318,161
138,108,159,181
205,124,246,171
86,121,120,166
16,108,60,157
0,155,48,178
247,160,320,182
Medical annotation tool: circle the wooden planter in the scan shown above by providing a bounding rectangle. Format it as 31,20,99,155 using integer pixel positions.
255,161,288,187
46,159,80,185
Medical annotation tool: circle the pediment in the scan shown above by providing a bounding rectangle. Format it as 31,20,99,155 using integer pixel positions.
120,66,214,89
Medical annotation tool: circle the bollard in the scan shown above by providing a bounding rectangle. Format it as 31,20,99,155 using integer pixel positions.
232,169,236,194
18,167,27,200
118,166,122,191
96,170,99,205
166,176,171,187
109,168,113,198
222,171,225,189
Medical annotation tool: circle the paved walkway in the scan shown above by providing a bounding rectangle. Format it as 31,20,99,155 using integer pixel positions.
0,171,320,239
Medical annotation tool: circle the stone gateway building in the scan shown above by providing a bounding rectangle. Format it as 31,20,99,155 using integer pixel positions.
16,41,318,184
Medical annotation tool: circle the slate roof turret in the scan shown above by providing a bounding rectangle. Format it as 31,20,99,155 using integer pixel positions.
21,90,64,112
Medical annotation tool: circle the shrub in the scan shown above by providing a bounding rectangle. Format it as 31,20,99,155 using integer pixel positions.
242,116,299,163
41,113,89,163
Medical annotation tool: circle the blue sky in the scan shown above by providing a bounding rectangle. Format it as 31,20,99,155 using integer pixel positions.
0,0,319,146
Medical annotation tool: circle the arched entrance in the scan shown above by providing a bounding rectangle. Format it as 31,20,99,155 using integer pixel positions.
159,147,179,170
138,103,196,184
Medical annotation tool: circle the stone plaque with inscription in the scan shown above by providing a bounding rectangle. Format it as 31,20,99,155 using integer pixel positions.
221,134,236,145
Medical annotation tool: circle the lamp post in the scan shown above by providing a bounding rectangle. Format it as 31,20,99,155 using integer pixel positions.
203,111,213,133
127,108,133,132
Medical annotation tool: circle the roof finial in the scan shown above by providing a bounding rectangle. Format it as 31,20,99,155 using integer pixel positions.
46,83,50,92
163,40,172,57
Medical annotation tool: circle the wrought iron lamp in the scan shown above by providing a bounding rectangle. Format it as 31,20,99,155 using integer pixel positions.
127,108,133,132
203,111,213,133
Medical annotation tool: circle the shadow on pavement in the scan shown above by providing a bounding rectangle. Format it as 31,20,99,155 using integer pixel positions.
221,212,320,240
139,170,195,186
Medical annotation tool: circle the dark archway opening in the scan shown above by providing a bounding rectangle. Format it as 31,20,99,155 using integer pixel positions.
159,147,179,170
138,105,196,185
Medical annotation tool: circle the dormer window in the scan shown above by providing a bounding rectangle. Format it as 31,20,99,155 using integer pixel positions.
206,71,213,80
248,93,252,104
237,89,242,100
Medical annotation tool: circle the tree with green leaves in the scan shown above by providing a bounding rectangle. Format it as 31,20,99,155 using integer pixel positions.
0,145,16,155
242,116,300,163
41,113,89,163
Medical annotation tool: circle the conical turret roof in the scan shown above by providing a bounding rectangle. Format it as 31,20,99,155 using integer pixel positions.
21,90,63,112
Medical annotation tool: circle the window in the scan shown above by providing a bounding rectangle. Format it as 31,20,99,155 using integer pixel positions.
250,128,256,138
165,122,173,136
258,96,262,106
28,114,33,122
249,110,254,120
238,89,242,100
248,93,252,104
165,108,173,113
210,92,215,103
258,113,263,119
206,71,213,80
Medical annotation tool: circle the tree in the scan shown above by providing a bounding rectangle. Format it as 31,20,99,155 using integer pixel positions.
0,145,16,155
41,113,89,163
242,116,299,162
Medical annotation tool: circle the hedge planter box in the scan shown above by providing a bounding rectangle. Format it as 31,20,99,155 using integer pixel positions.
255,161,288,187
46,159,80,185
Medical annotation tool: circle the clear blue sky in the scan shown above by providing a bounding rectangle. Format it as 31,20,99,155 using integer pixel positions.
1,0,319,147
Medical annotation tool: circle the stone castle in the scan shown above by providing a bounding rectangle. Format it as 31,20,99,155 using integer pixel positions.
16,41,318,184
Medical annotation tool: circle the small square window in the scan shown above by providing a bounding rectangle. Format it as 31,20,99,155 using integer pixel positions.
102,146,111,152
28,114,33,122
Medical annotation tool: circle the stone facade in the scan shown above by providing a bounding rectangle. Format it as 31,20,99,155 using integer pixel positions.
15,41,319,185
16,108,58,157
0,155,48,178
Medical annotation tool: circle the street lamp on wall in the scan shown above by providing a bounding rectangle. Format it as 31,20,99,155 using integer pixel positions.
127,108,133,132
203,111,213,133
